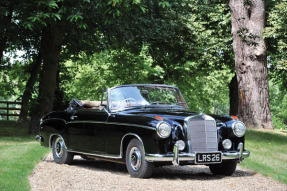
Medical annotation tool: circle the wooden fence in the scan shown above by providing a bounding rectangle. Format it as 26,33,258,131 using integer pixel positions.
0,101,22,120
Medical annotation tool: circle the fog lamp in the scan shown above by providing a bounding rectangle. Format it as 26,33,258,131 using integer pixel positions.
222,139,232,150
175,140,185,151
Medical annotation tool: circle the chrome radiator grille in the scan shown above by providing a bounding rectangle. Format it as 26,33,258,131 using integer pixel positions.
185,115,218,152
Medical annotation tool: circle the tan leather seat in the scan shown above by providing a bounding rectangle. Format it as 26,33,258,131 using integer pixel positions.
79,100,107,109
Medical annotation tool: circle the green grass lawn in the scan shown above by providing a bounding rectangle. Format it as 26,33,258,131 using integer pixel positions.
0,121,49,191
240,129,287,184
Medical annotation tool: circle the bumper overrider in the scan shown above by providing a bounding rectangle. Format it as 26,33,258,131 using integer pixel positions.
145,142,250,165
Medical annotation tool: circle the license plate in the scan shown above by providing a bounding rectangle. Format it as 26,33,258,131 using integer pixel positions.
195,152,222,164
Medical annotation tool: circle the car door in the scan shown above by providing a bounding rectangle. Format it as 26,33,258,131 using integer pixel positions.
67,109,108,154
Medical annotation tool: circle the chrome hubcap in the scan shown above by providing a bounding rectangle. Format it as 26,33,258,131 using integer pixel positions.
54,137,64,158
129,147,142,171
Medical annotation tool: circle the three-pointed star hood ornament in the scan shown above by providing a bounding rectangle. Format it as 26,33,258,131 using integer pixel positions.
199,112,206,120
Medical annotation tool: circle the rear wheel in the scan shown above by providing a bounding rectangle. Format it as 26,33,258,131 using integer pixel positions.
126,138,153,178
209,160,237,176
52,136,74,164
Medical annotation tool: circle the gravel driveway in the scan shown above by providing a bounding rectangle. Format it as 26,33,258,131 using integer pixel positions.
29,153,287,191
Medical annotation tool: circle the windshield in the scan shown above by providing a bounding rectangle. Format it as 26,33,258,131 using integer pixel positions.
109,85,187,111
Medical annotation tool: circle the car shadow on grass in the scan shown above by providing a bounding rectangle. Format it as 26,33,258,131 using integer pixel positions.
44,156,255,180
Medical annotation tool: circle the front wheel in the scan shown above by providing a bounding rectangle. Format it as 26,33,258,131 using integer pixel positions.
126,138,153,178
209,160,237,176
52,136,74,164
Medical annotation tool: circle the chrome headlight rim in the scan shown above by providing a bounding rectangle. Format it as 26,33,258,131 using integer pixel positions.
232,121,246,137
156,121,172,138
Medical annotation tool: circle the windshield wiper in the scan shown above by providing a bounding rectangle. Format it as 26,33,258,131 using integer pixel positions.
151,101,168,105
115,106,144,111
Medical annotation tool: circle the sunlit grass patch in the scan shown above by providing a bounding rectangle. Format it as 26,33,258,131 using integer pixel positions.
0,120,49,191
240,129,287,184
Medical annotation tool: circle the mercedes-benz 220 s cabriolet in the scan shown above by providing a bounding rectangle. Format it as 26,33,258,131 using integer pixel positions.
36,84,250,178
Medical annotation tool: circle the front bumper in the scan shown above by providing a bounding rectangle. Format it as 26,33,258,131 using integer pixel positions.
145,142,250,165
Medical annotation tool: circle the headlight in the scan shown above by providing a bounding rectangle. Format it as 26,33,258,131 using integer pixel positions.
222,139,232,150
232,121,246,137
156,121,171,138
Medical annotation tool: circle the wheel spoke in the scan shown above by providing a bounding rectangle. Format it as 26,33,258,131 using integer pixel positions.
129,147,142,171
54,137,64,158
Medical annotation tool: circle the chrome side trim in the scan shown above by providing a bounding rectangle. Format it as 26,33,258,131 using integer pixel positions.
108,122,155,131
67,121,105,124
120,133,145,158
49,134,67,149
66,149,121,159
67,121,155,131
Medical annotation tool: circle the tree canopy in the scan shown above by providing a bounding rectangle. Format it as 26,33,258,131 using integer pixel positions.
0,0,286,132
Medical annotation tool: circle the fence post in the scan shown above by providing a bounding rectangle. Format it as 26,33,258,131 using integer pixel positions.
7,103,9,120
0,101,22,120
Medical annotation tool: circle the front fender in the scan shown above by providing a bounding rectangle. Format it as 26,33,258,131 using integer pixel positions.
40,118,68,148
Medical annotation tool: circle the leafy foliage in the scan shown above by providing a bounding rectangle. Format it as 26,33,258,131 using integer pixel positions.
266,0,287,71
60,46,159,101
0,0,286,125
269,80,287,130
0,61,28,99
265,0,287,129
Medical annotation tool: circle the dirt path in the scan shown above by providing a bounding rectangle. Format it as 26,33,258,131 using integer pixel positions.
29,153,287,191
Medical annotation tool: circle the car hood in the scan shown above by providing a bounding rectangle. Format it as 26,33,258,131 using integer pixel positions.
124,108,233,124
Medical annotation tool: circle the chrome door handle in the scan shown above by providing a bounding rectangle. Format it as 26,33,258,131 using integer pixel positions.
70,116,78,120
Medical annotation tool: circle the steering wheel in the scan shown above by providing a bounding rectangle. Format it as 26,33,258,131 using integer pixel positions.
115,98,137,109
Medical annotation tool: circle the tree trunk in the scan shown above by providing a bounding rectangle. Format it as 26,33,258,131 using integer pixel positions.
53,66,65,111
29,23,66,134
229,74,239,116
229,0,274,129
0,4,13,64
17,51,43,124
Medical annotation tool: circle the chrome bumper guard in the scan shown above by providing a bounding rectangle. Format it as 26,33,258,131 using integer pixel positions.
35,135,42,142
145,142,250,165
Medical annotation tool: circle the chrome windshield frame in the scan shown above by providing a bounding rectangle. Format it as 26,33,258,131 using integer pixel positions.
107,84,188,112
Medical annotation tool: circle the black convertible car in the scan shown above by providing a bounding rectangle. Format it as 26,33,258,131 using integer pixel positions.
36,84,250,178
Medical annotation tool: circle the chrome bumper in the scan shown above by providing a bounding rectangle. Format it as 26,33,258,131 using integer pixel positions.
35,135,42,142
145,142,250,165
